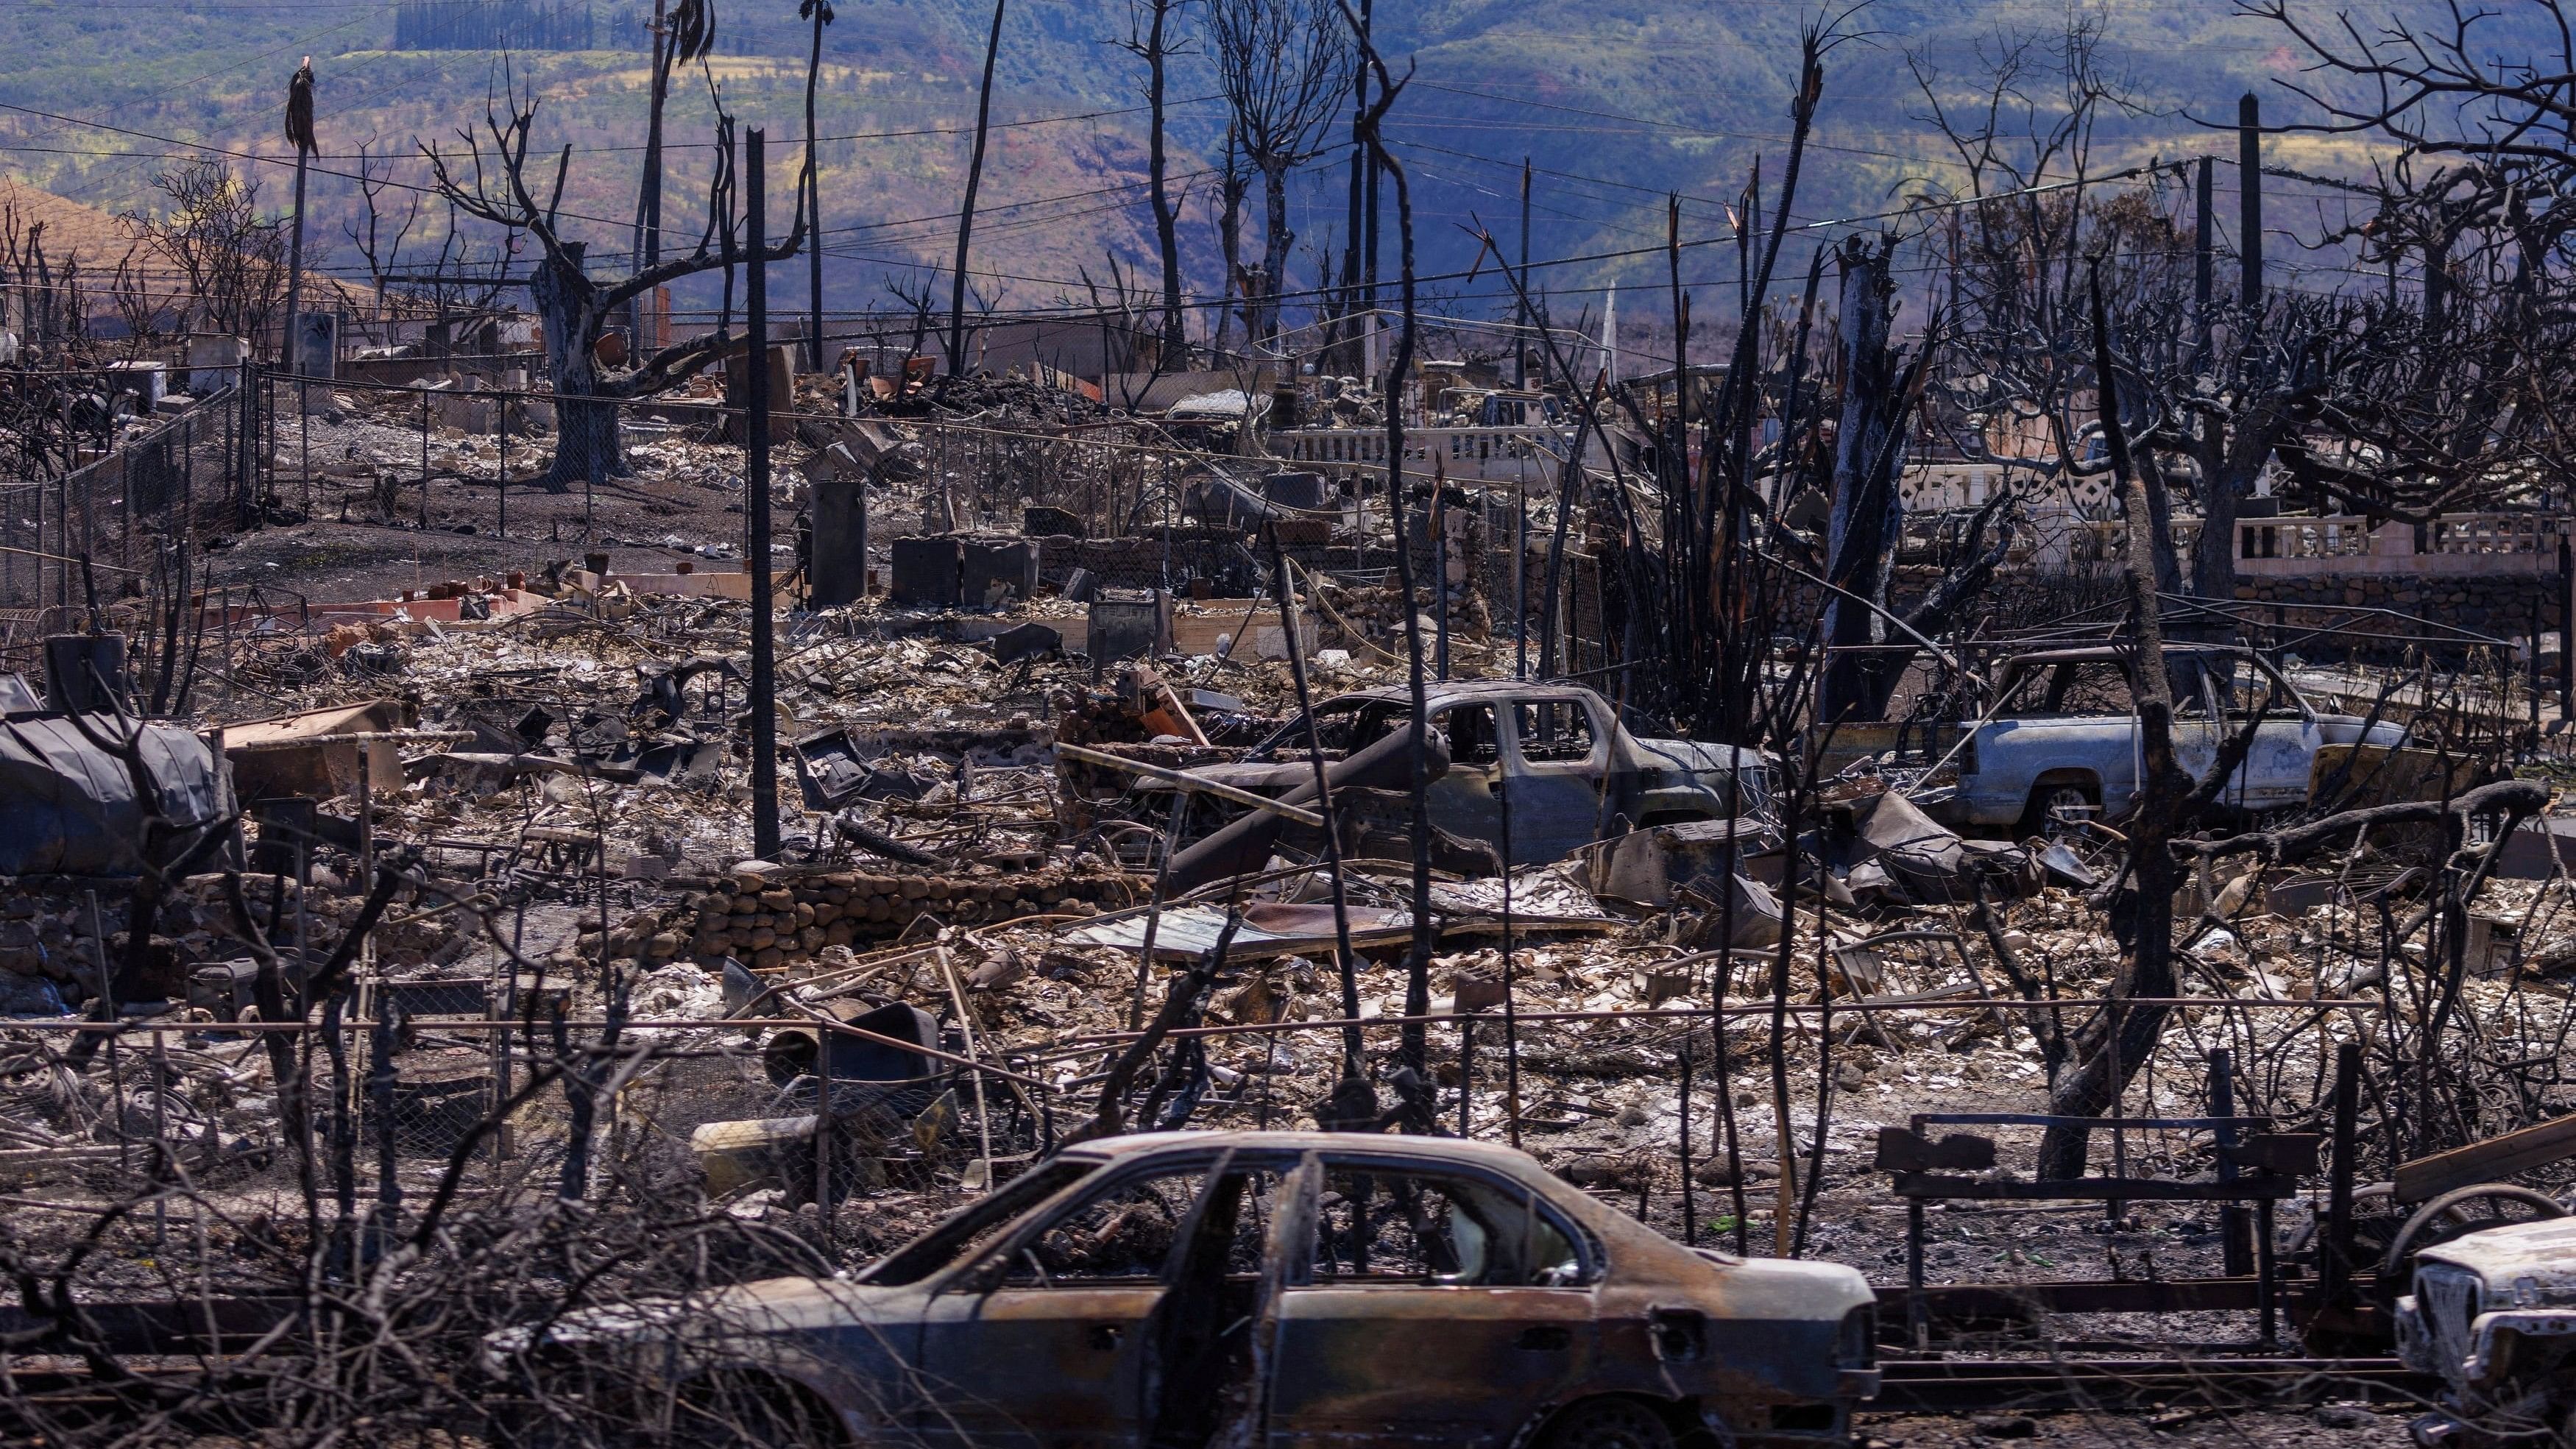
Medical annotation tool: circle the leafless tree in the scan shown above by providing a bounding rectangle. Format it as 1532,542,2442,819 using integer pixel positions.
343,139,424,328
1117,0,1192,359
421,71,806,492
1206,0,1348,350
132,159,290,344
2239,0,2576,514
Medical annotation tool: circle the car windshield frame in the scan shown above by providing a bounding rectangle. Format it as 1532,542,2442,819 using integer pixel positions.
854,1157,1101,1286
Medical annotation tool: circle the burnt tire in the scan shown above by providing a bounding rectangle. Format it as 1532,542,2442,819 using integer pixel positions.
1540,1397,1678,1449
2019,782,2098,844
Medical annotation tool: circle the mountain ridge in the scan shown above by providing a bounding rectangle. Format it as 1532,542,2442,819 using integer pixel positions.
0,1,2547,330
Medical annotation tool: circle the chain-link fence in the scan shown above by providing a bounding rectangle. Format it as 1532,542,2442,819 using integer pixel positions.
0,372,254,660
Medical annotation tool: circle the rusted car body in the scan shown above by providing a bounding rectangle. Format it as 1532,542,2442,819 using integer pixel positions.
1169,681,1773,868
489,1132,1877,1449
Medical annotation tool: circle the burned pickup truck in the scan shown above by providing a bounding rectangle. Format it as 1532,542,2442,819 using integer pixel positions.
1121,681,1772,884
1916,645,2410,837
487,1131,1879,1449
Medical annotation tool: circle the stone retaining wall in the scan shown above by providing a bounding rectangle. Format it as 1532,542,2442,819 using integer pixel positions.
654,864,1143,969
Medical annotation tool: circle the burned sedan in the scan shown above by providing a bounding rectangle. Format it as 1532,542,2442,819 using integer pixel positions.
488,1132,1878,1449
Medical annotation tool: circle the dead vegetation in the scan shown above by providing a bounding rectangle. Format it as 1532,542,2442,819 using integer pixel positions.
7,1,2576,1446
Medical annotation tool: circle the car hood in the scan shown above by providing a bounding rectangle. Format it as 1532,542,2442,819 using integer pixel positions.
492,1275,910,1355
2417,1215,2576,1297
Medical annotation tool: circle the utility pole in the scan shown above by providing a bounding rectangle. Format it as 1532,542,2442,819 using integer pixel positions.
2238,93,2262,306
948,0,1008,379
1515,159,1532,389
1341,1,1370,372
804,0,834,373
2193,156,2212,365
1362,0,1380,322
629,0,667,351
282,58,317,368
746,131,781,861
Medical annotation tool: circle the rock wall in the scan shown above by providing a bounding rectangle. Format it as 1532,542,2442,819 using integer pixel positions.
1884,564,2563,652
661,864,1142,970
2231,573,2562,638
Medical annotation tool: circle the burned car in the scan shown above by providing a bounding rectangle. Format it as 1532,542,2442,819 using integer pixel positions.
2396,1210,2576,1447
489,1131,1878,1449
1158,681,1773,871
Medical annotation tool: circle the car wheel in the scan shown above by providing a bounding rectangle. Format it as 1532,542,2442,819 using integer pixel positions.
2020,782,2098,843
1540,1396,1677,1449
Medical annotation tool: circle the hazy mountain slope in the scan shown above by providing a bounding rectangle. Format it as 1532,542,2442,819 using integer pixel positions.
0,0,2554,330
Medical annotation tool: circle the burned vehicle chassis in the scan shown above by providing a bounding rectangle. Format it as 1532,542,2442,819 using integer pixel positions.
490,1132,1878,1449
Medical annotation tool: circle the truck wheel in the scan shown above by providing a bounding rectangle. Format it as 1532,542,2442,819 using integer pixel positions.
1539,1396,1677,1449
2020,782,2098,843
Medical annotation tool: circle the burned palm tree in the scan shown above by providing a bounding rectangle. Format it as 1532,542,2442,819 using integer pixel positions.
280,57,317,368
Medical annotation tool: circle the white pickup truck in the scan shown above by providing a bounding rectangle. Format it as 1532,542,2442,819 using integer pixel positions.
1922,645,2410,835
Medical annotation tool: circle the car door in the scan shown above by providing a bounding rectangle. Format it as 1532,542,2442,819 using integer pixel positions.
1503,696,1609,865
2165,669,2229,806
1427,701,1504,847
1265,1157,1599,1449
912,1161,1209,1449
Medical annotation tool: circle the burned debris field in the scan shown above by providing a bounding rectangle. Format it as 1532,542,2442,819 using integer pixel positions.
13,2,2576,1448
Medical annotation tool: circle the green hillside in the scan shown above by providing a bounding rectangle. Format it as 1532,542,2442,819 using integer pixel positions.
0,0,2522,335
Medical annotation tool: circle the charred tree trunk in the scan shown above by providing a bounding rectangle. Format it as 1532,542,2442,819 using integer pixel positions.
1217,129,1246,355
1819,235,1906,726
1140,0,1186,359
531,243,624,492
2038,266,2189,1180
2187,405,2280,602
1257,162,1293,350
